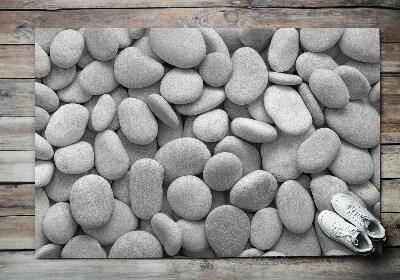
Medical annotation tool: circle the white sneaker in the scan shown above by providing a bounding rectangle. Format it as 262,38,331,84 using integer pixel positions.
331,193,386,241
318,210,374,255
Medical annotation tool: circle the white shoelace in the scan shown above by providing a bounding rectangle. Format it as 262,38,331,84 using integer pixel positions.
332,221,359,246
346,204,375,234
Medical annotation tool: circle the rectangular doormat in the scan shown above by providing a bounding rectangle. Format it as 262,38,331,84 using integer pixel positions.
35,28,381,258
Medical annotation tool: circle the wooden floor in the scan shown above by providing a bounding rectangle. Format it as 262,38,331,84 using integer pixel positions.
0,1,399,279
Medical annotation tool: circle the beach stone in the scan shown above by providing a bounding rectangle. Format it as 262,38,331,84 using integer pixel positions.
372,202,381,219
276,180,315,234
346,60,380,85
268,72,302,85
83,96,99,131
117,130,157,166
231,118,277,143
215,136,261,175
84,28,119,61
310,175,349,212
369,81,380,103
268,28,299,72
130,158,164,220
348,181,380,208
54,141,94,174
325,101,380,149
262,251,285,257
224,99,252,119
157,114,183,147
239,28,276,52
91,94,115,131
271,227,321,256
83,199,138,246
205,205,250,257
225,47,268,105
329,140,373,184
43,202,78,245
297,83,325,126
177,219,209,253
111,172,130,205
264,85,312,135
147,94,179,127
109,231,163,258
133,36,163,63
151,213,182,256
199,28,230,56
215,28,244,52
370,144,380,190
296,52,338,82
36,243,62,259
300,28,344,52
167,176,212,220
239,248,264,257
128,81,160,103
193,109,229,142
128,28,146,39
250,208,283,250
35,160,54,187
70,174,114,228
57,72,92,104
61,235,106,258
149,28,206,68
79,60,119,95
44,170,87,202
114,47,164,89
35,82,59,113
42,64,76,90
108,87,128,130
309,69,350,108
154,137,211,183
114,28,133,48
76,29,95,68
35,133,54,160
203,152,242,191
247,93,274,124
35,188,50,249
334,65,371,100
50,29,84,68
199,53,232,87
35,28,64,53
160,68,203,105
35,43,51,78
297,128,341,173
339,28,380,63
296,173,312,192
175,86,226,116
94,129,129,180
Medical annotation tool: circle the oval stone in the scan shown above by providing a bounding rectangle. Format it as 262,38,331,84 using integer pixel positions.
199,28,230,57
109,231,163,258
35,188,50,249
35,82,59,113
79,60,119,95
271,227,321,256
268,28,299,72
35,161,54,187
297,82,325,126
61,235,106,258
57,72,92,104
151,213,182,256
296,52,338,82
199,52,232,87
346,60,380,85
147,94,179,128
339,28,380,63
239,28,276,52
50,29,84,68
348,181,380,208
35,133,54,161
310,175,349,212
35,243,62,259
250,208,283,250
231,118,277,143
247,93,274,124
334,65,371,100
268,72,302,86
84,28,119,61
177,219,209,253
300,28,344,52
54,141,94,174
35,43,51,78
193,109,229,142
44,170,87,202
42,64,76,90
91,94,115,132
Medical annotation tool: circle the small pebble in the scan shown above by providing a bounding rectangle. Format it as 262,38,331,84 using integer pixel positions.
44,170,87,202
50,29,84,68
370,144,380,190
117,130,157,166
271,227,321,256
300,28,344,52
215,28,244,52
239,248,264,257
199,28,230,57
35,188,50,249
61,235,107,258
157,114,183,147
36,243,62,259
296,173,312,192
346,60,380,85
133,36,163,62
369,81,380,103
128,28,146,39
250,208,283,250
79,60,119,95
339,28,380,63
348,181,380,208
297,82,325,126
372,202,381,220
35,82,59,113
247,93,274,124
35,28,64,53
224,98,252,119
334,65,371,100
310,175,349,212
239,28,276,52
109,231,163,258
151,213,182,256
268,28,299,72
91,94,115,131
193,109,229,142
54,141,94,174
268,72,302,85
199,53,232,87
231,117,277,143
35,43,51,78
177,219,209,253
57,72,92,104
296,52,338,82
84,28,119,61
35,160,54,187
35,133,54,160
108,87,128,130
115,28,133,48
42,64,76,90
147,94,179,127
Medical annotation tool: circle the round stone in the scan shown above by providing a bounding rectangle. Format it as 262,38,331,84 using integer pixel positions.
297,83,325,126
238,248,264,257
151,213,182,256
231,118,277,143
35,160,54,187
268,72,302,85
115,28,133,48
109,231,163,258
300,28,344,52
262,251,285,257
369,81,380,103
147,94,179,127
199,28,230,57
348,181,380,208
133,36,163,63
271,227,321,256
239,28,276,51
35,188,50,249
346,60,380,85
50,29,84,68
42,64,76,90
44,170,87,202
57,72,92,104
61,235,106,258
35,133,54,160
84,28,119,61
35,43,51,78
54,141,94,174
193,109,229,142
199,52,232,87
296,52,338,82
268,28,299,72
339,28,380,63
250,208,283,250
177,219,209,253
36,243,62,259
35,28,64,53
247,93,274,124
310,175,349,212
35,82,59,113
79,60,119,95
128,28,146,39
334,65,371,100
91,94,116,131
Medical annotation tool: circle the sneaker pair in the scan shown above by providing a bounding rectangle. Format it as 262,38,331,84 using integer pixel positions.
318,193,385,255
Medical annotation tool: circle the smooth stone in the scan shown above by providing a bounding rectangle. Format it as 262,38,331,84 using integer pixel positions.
268,28,299,72
133,36,163,63
203,152,242,192
154,137,211,183
339,28,380,63
309,69,350,108
107,87,128,130
231,118,277,143
83,199,138,246
35,82,59,113
50,29,84,68
128,81,160,103
157,114,183,147
114,47,164,88
147,94,179,127
199,28,230,56
205,205,250,257
334,65,371,100
44,170,87,202
167,176,212,221
230,170,278,212
35,28,64,53
177,219,209,253
215,28,244,52
76,29,95,68
268,72,302,85
271,227,321,256
225,47,268,105
296,52,338,82
175,86,226,116
117,131,157,167
264,85,312,135
310,175,349,212
35,188,50,249
238,248,264,257
61,235,106,258
35,160,54,187
199,53,232,87
79,60,119,95
250,208,283,250
346,60,380,85
111,172,130,205
35,43,51,78
91,94,115,131
247,93,274,124
94,129,129,180
57,72,92,103
193,109,229,142
262,251,285,257
297,128,341,173
118,98,158,145
42,64,76,90
348,181,380,208
160,68,203,105
43,202,78,245
276,180,315,234
296,173,312,192
84,28,119,61
370,144,380,190
372,202,381,220
297,83,325,126
149,28,206,68
239,28,276,52
115,28,133,48
300,28,344,52
35,133,54,160
130,158,164,220
215,136,261,175
329,141,373,184
36,243,62,259
70,174,114,228
325,101,380,149
128,28,146,39
54,141,93,174
369,81,380,103
109,231,163,258
151,213,182,256
224,98,252,119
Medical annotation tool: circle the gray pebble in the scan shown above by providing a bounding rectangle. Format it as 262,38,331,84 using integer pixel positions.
268,72,302,85
85,28,119,61
57,72,92,104
157,114,183,147
50,29,84,68
224,98,252,120
296,52,338,82
239,28,276,52
54,141,94,174
339,28,380,63
44,170,87,202
300,28,344,52
250,208,283,250
35,82,59,113
35,28,64,53
109,231,163,258
35,188,50,249
91,94,115,131
61,235,106,258
268,28,299,72
177,219,209,253
35,160,54,187
215,28,244,52
334,65,371,100
133,36,163,63
147,94,179,128
370,144,380,190
115,28,133,48
310,175,349,212
199,28,230,57
35,133,54,160
199,53,232,87
297,82,325,126
151,213,182,256
193,109,229,142
43,202,78,244
231,117,277,143
36,243,62,259
348,181,380,208
128,28,146,39
117,130,157,166
42,64,76,90
111,172,130,205
369,81,380,103
238,248,264,257
372,202,381,220
345,60,380,85
35,43,51,78
79,60,119,95
262,251,285,257
247,93,274,124
271,227,321,256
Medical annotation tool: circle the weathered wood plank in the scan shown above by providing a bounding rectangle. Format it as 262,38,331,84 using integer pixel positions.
382,213,400,247
382,43,400,73
0,151,34,183
0,186,34,216
0,8,400,44
382,145,400,179
382,124,400,144
381,179,400,213
250,0,400,8
0,117,34,150
0,216,34,249
0,79,34,116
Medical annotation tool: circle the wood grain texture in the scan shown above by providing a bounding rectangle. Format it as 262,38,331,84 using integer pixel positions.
0,117,34,150
0,79,34,116
382,213,400,247
250,0,400,8
0,216,34,249
382,145,400,179
0,186,34,216
381,180,400,213
0,8,400,44
0,151,34,183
